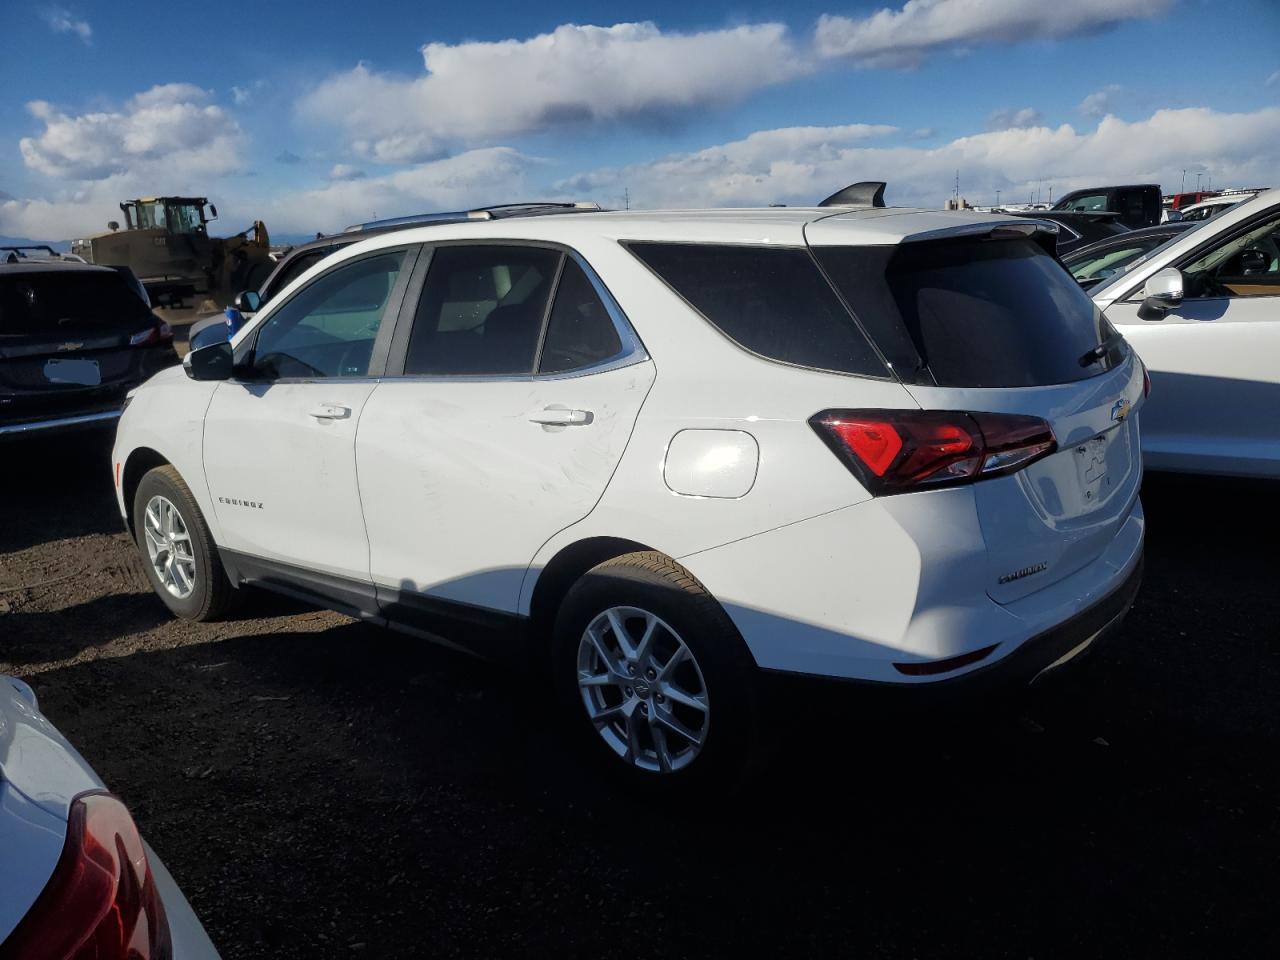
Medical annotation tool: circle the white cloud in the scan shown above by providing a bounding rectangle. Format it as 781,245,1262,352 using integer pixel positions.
328,163,366,181
988,107,1043,130
555,124,899,206
44,7,91,44
300,21,806,163
816,0,1171,67
19,83,244,180
1266,70,1280,88
555,106,1280,210
261,147,539,234
1078,84,1123,118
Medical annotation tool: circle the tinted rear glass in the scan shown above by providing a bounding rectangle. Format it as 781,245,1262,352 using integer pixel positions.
628,243,885,377
0,271,151,338
816,239,1124,388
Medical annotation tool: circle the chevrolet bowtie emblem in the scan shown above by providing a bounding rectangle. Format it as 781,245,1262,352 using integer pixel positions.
58,342,84,352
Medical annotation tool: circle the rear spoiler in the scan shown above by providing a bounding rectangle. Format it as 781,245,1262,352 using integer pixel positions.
902,219,1060,257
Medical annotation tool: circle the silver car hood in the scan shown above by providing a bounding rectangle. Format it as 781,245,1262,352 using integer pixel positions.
0,676,103,820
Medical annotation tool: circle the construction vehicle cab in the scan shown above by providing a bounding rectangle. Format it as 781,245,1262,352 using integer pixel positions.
72,196,272,310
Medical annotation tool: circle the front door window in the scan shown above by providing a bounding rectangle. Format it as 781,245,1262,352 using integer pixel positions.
1182,213,1280,298
250,250,407,379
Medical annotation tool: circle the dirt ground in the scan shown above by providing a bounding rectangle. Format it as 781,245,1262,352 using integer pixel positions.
1,432,1277,959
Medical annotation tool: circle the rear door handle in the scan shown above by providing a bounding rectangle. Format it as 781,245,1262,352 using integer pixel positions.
309,403,351,420
529,407,593,426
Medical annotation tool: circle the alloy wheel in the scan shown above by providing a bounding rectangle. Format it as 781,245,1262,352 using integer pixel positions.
576,606,711,773
142,495,197,600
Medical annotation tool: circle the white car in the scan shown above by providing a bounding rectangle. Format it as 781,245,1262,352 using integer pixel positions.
112,202,1146,786
1177,194,1255,222
1091,187,1280,478
0,675,219,958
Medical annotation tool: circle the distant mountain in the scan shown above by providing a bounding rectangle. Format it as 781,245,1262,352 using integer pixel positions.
0,235,73,253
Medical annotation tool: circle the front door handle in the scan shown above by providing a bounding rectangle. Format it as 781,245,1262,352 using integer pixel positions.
309,403,351,420
529,407,594,426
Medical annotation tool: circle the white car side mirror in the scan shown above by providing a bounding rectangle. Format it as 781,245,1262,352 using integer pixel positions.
1138,267,1184,321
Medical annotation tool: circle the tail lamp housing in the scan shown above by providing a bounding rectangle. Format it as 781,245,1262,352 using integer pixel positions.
811,408,1057,495
129,322,173,347
0,791,172,960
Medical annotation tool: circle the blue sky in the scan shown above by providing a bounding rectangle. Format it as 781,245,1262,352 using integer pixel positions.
1,0,1278,239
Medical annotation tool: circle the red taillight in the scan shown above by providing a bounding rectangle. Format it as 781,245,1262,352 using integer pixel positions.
812,409,1057,494
1142,363,1151,399
0,792,172,960
129,322,172,347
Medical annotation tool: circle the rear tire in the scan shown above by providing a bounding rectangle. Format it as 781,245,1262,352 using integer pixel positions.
551,551,767,793
133,465,234,621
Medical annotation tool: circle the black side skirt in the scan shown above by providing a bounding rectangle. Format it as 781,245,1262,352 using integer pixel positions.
219,549,527,663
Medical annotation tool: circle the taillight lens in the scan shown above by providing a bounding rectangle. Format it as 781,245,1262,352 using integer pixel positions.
811,409,1057,494
129,322,172,347
1141,362,1151,398
0,792,172,960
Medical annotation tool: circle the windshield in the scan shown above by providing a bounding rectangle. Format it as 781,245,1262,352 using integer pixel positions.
168,203,206,233
1065,235,1178,282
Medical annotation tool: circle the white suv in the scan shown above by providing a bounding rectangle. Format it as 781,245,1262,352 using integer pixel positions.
113,202,1147,786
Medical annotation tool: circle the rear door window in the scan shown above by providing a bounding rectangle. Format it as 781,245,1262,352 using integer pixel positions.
627,243,886,377
0,271,151,339
816,238,1125,388
404,245,561,376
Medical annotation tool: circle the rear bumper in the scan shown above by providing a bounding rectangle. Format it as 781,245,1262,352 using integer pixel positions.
902,551,1143,693
0,407,122,438
682,486,1145,685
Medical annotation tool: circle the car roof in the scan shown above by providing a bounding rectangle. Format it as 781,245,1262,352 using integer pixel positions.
1063,223,1192,260
1181,194,1252,211
333,205,1033,251
1057,184,1158,195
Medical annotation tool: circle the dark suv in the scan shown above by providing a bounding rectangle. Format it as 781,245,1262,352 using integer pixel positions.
0,261,179,439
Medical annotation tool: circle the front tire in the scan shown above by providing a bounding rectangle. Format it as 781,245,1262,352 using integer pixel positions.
133,465,234,621
552,552,766,791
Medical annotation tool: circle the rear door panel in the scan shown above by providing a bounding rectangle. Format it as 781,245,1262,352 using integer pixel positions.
357,361,655,614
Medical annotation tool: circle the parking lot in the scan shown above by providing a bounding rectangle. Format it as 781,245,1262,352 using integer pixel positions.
2,432,1276,958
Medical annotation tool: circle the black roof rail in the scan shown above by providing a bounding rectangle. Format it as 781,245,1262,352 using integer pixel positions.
342,201,603,234
818,181,887,208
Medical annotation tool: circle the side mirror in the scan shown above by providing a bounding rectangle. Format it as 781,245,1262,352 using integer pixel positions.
208,204,218,220
233,289,261,313
107,220,119,231
1137,267,1184,321
183,324,234,381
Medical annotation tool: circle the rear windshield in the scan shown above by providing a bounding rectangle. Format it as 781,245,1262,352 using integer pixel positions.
0,271,151,337
815,239,1125,388
627,242,886,377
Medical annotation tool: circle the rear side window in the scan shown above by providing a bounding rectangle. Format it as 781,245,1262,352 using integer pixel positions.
0,271,151,338
538,260,623,374
817,239,1123,388
628,243,885,377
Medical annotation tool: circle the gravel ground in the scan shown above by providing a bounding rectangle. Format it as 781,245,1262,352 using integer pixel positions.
2,432,1277,958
